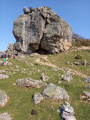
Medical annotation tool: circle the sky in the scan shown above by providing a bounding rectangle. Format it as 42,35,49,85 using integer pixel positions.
0,0,90,51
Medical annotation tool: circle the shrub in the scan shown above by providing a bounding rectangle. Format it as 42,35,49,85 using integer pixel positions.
72,40,90,47
75,55,82,59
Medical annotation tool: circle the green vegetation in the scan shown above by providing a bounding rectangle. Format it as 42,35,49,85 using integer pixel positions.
0,49,90,120
75,55,82,60
72,40,90,47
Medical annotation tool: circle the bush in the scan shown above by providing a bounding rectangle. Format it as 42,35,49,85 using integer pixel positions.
75,55,82,59
72,40,90,47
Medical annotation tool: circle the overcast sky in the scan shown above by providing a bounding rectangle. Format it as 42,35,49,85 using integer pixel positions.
0,0,90,51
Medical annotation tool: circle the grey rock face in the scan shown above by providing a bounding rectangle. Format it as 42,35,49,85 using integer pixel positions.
60,102,76,120
0,74,9,79
16,78,47,88
0,113,12,120
0,90,9,108
33,93,44,104
13,7,72,54
42,83,69,100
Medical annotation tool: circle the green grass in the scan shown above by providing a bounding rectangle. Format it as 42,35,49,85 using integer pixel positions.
0,49,90,120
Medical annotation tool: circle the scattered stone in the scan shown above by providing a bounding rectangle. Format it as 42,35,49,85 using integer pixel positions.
66,62,70,65
51,67,60,71
81,91,90,102
85,85,90,90
3,61,12,66
82,60,87,66
74,62,79,65
33,93,44,104
31,110,37,115
0,112,12,120
42,83,69,100
0,70,6,73
62,76,73,82
0,90,9,108
58,81,62,84
0,74,9,79
16,78,47,88
60,102,76,120
41,73,49,81
62,71,73,82
13,83,16,86
85,78,90,83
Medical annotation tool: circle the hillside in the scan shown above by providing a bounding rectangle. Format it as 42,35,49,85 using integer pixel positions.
0,47,90,120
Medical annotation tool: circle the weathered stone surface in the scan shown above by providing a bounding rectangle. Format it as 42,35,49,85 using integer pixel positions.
0,90,9,108
13,7,72,54
0,74,9,79
33,93,44,104
42,83,69,100
0,113,11,120
0,113,12,120
16,78,47,88
60,102,76,120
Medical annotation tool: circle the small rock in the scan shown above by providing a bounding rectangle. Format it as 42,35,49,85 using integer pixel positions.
74,62,79,65
0,74,9,79
85,78,90,83
85,85,90,90
0,90,9,108
33,93,44,104
0,70,6,73
31,110,37,115
81,91,90,102
0,112,12,120
82,60,87,66
58,81,62,84
41,74,49,81
51,68,60,71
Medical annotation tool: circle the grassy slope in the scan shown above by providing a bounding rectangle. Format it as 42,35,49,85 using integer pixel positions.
0,49,90,120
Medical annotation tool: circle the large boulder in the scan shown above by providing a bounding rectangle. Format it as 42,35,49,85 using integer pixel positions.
13,7,72,54
16,78,47,88
42,83,69,100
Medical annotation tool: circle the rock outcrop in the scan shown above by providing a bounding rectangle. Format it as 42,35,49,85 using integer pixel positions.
13,7,72,54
